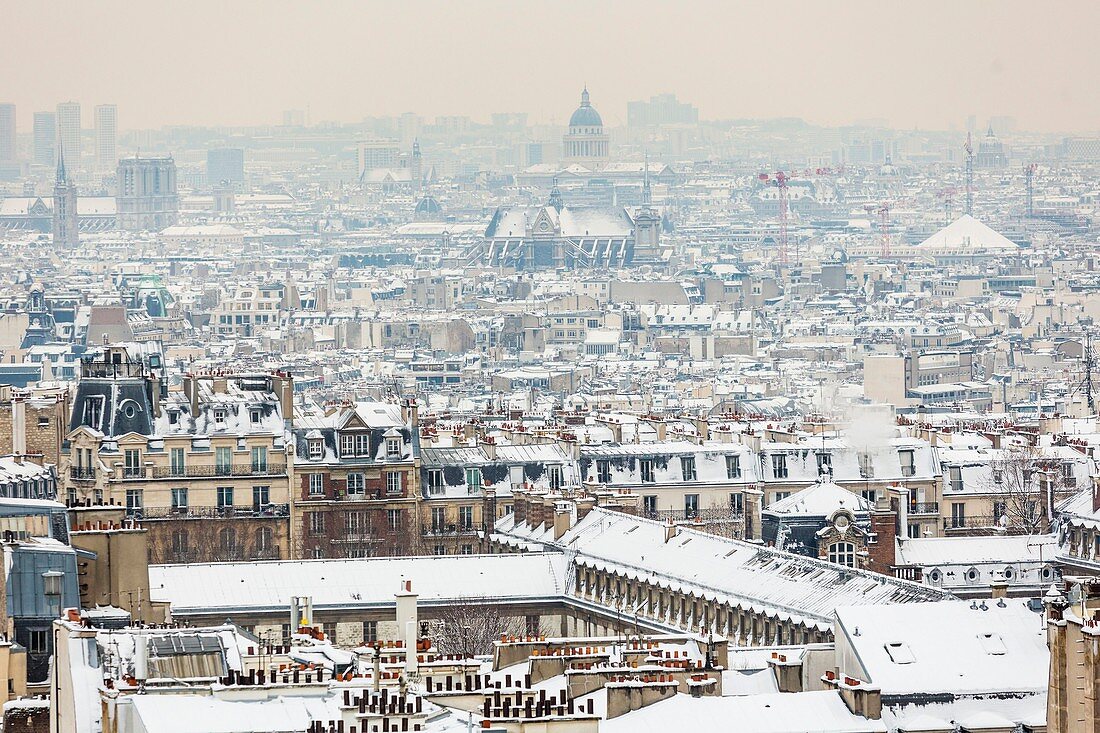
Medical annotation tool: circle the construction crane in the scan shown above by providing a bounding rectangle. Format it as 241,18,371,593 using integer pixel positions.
759,171,790,266
864,202,891,258
936,187,958,225
1024,163,1037,218
964,132,974,216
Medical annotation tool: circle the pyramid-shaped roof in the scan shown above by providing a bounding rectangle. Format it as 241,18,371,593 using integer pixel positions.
916,215,1019,253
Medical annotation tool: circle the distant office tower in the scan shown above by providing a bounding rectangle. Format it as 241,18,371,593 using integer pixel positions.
399,112,422,148
206,147,245,187
94,104,117,171
52,154,79,248
627,93,699,127
33,112,56,167
116,155,179,231
282,109,305,127
0,104,15,164
356,139,400,178
56,101,81,171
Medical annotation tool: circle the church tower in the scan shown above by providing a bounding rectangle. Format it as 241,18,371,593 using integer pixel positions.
633,156,661,260
52,144,79,248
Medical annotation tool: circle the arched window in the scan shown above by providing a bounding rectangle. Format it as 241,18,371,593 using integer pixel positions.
828,541,856,568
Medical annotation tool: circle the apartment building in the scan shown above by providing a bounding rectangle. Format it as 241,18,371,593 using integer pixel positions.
63,348,294,563
291,400,419,559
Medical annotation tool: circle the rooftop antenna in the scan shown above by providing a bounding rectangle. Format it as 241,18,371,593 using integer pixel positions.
964,132,974,217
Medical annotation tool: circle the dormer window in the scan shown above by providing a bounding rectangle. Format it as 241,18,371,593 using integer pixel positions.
250,408,262,425
168,410,179,426
308,439,323,460
386,437,401,458
213,408,227,426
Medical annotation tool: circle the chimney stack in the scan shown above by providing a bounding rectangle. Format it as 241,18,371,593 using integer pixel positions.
11,396,26,457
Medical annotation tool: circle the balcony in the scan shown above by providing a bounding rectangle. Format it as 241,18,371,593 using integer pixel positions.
135,504,290,520
908,502,939,515
122,467,146,479
421,523,478,537
69,467,96,482
643,508,745,523
943,515,1000,531
147,463,286,479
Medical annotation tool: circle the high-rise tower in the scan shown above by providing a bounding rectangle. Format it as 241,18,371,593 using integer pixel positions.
33,112,56,167
94,104,118,171
56,101,81,172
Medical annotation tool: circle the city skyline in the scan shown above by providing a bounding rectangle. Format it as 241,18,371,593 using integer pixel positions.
3,0,1100,134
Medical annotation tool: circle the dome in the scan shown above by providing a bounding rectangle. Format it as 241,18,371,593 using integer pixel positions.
568,88,603,128
414,195,442,216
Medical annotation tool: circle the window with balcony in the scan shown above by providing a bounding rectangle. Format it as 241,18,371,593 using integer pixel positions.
252,485,269,511
124,449,143,478
251,446,268,473
125,489,143,516
217,486,234,510
431,507,446,532
459,506,473,531
347,473,365,495
171,488,188,512
216,447,232,475
169,448,185,477
684,494,699,518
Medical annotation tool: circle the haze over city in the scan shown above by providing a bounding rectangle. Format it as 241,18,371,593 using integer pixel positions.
3,3,1100,733
5,0,1100,131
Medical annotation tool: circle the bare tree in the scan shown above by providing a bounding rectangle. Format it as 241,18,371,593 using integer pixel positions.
431,598,544,657
987,442,1070,534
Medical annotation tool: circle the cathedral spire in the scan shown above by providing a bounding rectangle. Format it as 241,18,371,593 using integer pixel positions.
56,140,68,184
642,153,652,207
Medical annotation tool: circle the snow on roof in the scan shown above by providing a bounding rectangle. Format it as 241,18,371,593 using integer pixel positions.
896,534,1052,567
128,693,331,733
834,599,1048,696
600,691,886,733
765,480,871,517
540,509,950,630
149,553,568,616
915,215,1020,253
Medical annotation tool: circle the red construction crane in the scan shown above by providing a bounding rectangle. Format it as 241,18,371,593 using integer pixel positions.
759,171,790,265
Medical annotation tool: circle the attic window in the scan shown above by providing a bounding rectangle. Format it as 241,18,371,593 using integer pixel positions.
977,633,1006,655
213,408,227,425
250,409,262,424
168,410,179,425
386,437,401,458
884,642,915,664
308,439,323,460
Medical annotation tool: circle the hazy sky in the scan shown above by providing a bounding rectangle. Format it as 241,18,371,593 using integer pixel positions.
6,0,1100,133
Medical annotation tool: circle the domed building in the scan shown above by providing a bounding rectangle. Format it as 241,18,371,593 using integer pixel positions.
975,125,1008,169
412,194,444,222
562,87,609,171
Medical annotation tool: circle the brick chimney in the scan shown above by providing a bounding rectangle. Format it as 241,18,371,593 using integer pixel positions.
867,497,898,574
